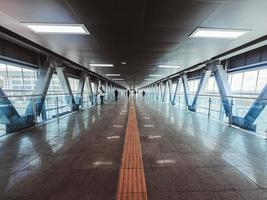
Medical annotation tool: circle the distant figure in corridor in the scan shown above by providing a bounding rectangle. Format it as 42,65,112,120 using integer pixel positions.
98,86,105,105
142,90,145,97
114,89,119,101
127,90,130,98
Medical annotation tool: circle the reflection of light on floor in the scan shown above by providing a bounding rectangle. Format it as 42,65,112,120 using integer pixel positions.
222,153,257,184
156,159,176,164
142,117,151,120
6,170,35,191
93,161,113,166
148,135,162,139
113,125,124,128
52,143,63,153
107,136,120,139
144,124,154,127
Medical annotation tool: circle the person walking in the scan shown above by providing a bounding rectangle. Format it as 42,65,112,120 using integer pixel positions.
142,90,146,97
127,90,130,99
99,86,105,105
114,89,119,101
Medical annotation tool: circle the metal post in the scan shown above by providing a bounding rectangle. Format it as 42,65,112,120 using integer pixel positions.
56,96,59,119
33,98,37,126
208,97,211,118
229,98,234,125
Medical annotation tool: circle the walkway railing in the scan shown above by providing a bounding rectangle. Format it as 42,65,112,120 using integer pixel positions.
0,91,117,136
148,92,267,137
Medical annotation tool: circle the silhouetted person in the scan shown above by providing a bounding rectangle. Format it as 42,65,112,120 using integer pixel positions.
127,90,130,98
114,89,119,101
134,90,137,95
142,90,145,97
98,86,105,105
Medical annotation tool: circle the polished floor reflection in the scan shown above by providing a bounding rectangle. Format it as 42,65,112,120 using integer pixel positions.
0,100,128,200
1,97,267,200
137,98,267,200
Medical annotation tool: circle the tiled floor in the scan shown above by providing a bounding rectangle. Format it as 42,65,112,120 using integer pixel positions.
1,97,267,200
0,100,129,200
136,98,267,200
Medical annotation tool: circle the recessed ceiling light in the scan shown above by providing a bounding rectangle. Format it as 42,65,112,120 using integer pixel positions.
105,74,120,76
158,65,181,68
189,28,249,39
113,78,124,81
149,74,163,77
89,64,114,67
121,61,127,65
21,23,90,34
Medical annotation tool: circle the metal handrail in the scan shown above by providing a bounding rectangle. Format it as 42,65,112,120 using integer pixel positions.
0,92,94,98
166,92,267,101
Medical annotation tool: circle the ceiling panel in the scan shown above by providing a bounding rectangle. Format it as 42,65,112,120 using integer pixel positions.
0,0,267,88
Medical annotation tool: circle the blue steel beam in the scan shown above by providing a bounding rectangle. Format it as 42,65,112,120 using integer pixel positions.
171,78,180,105
56,66,79,111
232,84,267,131
86,76,94,105
181,74,190,107
0,88,20,124
213,65,232,117
188,70,211,112
156,83,160,100
76,72,86,106
26,61,54,115
167,79,172,102
0,87,35,133
162,82,167,102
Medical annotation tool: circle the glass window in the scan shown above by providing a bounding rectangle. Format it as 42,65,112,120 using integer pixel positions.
0,63,8,89
242,70,258,92
68,77,79,94
230,72,243,92
257,68,267,92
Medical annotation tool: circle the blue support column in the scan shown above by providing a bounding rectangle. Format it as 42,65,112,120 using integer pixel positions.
0,87,34,133
26,61,55,115
56,66,79,111
232,84,267,131
86,76,94,105
171,78,180,105
76,72,86,107
167,79,172,103
182,74,190,108
162,82,167,102
213,64,232,117
156,83,160,100
1,59,56,134
188,70,211,112
94,79,100,104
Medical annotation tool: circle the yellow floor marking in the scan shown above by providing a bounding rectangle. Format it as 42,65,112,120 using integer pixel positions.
116,101,148,200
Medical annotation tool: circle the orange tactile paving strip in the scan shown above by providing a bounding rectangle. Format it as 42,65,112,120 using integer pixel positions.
116,101,148,200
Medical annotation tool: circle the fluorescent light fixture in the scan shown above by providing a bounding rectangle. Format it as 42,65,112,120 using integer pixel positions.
149,74,163,77
121,61,127,65
89,64,114,67
113,78,124,81
144,78,153,81
189,28,249,39
105,74,120,77
158,65,181,68
21,23,89,34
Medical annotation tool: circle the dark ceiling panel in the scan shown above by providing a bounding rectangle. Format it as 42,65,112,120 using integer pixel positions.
143,0,220,28
0,0,266,89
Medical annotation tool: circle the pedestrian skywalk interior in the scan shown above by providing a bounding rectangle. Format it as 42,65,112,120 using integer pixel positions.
1,0,267,200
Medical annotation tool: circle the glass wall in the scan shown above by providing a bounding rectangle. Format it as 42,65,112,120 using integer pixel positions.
0,62,38,135
172,66,267,135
